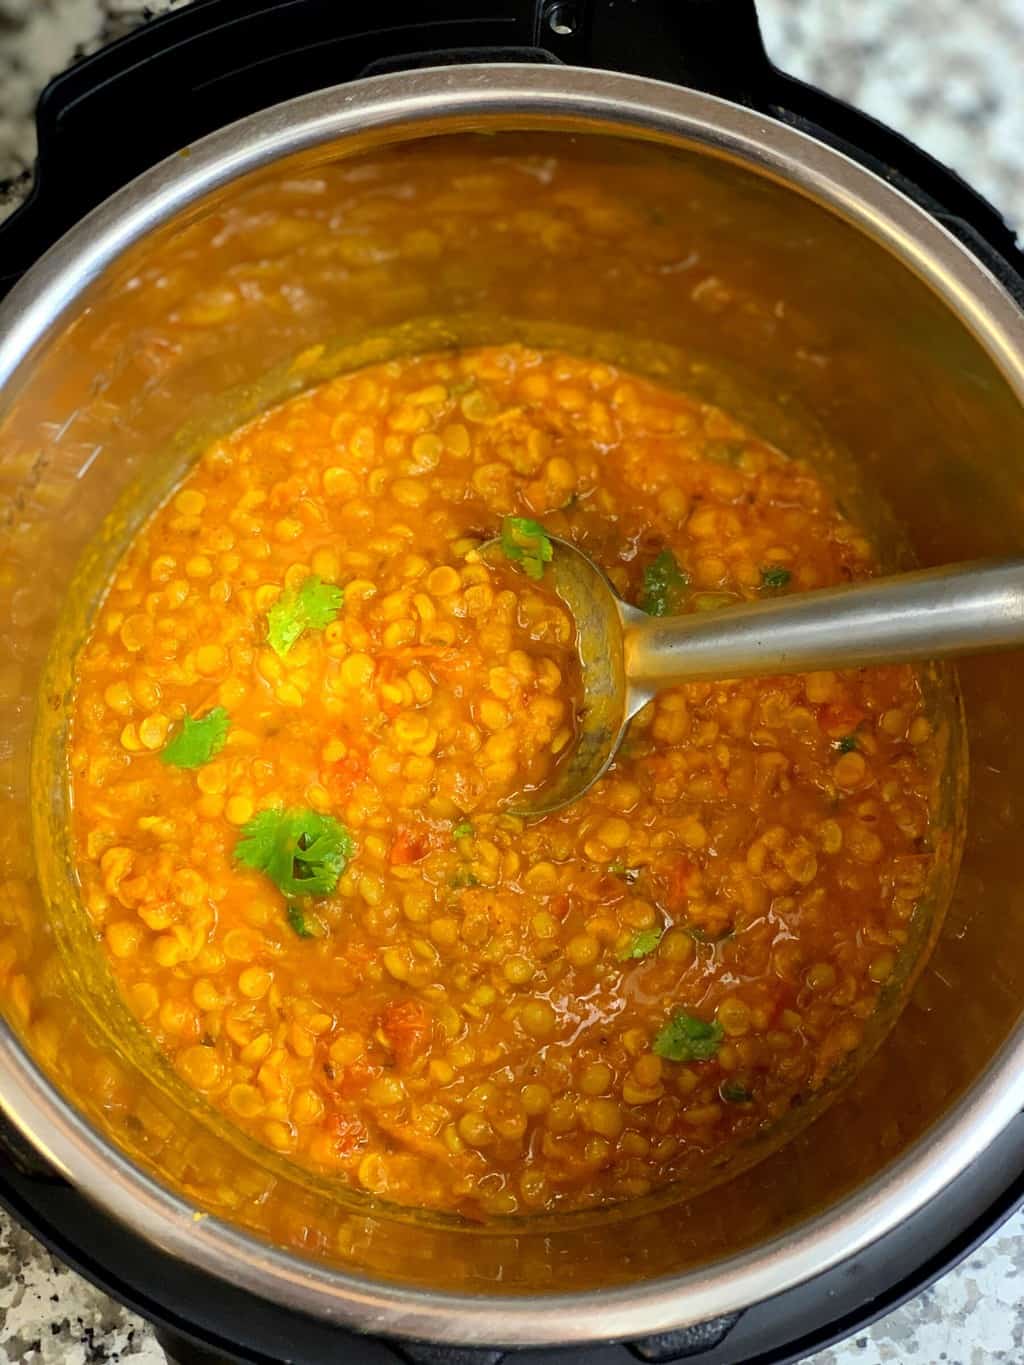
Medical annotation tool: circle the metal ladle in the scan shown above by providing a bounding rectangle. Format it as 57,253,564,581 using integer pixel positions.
488,538,1024,816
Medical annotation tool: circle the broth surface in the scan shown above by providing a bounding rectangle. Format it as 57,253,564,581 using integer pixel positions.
68,345,941,1216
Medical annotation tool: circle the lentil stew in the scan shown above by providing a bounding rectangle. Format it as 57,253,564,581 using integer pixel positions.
68,344,945,1219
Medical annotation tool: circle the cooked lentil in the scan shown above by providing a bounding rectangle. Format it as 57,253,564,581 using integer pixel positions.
68,344,940,1216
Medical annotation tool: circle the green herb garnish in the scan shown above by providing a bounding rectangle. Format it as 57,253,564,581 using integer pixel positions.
652,1011,724,1062
608,862,641,884
836,733,859,753
639,549,689,617
618,928,663,961
761,565,792,590
266,574,344,657
235,809,353,897
450,868,480,889
500,517,553,580
720,1080,753,1103
286,904,316,939
452,820,475,840
159,706,230,769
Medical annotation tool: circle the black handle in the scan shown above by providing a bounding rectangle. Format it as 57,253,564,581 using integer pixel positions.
0,0,768,297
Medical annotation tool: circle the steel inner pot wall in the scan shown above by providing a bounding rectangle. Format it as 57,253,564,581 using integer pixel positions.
0,67,1023,1345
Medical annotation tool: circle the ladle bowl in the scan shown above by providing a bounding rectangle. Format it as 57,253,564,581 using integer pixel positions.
486,536,1024,814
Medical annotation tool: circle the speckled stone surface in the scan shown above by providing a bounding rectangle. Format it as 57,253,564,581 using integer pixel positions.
1,3,1023,1362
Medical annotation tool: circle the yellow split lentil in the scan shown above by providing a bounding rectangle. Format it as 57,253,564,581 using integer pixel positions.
69,344,942,1217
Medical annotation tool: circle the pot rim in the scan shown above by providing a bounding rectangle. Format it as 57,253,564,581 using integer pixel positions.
2,63,1024,1346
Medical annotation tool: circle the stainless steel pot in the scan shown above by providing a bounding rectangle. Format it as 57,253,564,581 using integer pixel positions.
1,64,1024,1347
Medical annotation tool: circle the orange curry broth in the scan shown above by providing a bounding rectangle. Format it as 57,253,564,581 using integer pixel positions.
68,345,940,1217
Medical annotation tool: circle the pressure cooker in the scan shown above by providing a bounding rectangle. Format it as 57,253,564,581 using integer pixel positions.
1,3,1023,1363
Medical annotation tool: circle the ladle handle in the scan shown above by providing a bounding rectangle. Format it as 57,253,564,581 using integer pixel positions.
625,558,1024,694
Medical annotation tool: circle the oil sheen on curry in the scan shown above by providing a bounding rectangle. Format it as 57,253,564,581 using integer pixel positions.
68,345,941,1218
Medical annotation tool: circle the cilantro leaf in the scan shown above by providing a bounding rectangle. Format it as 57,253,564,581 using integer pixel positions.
618,928,663,961
266,575,344,657
450,868,480,889
638,549,688,617
286,904,316,939
608,862,640,884
836,733,859,754
160,707,230,769
720,1079,753,1103
500,517,553,581
652,1011,724,1062
761,565,792,590
452,820,474,840
235,809,353,897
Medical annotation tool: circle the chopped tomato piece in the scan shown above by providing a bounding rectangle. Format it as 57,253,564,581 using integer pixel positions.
325,1111,367,1158
664,857,694,911
330,750,367,801
390,829,428,865
344,941,376,970
380,999,432,1068
820,702,866,739
332,1058,375,1099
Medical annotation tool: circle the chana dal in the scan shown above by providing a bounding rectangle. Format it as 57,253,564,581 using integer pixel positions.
68,344,942,1217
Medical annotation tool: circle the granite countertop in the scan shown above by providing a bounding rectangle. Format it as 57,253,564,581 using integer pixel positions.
1,2,1023,1362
